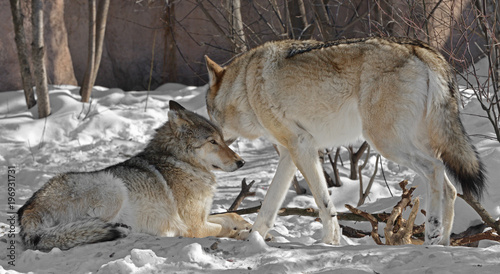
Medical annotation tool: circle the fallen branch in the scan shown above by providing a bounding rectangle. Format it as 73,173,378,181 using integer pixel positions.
458,193,500,234
215,204,390,222
347,180,424,245
340,224,371,238
345,204,383,245
451,230,500,246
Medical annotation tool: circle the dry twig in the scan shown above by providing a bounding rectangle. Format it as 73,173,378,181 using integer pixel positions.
228,178,256,211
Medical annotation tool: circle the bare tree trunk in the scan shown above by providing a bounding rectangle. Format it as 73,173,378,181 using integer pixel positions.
312,0,335,40
31,0,50,118
227,0,247,53
9,0,36,109
286,0,312,39
80,0,96,102
496,0,500,91
163,2,177,83
81,0,110,103
92,0,110,84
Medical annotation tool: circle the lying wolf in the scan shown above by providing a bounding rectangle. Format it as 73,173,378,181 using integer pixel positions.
18,101,248,251
204,37,485,245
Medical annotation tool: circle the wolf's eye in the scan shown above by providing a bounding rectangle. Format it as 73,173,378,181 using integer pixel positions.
209,140,218,145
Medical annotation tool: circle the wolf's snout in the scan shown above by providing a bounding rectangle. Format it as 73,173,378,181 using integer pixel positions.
236,159,245,168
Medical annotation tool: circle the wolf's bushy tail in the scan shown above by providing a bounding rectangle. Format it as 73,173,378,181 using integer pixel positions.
20,218,126,251
427,71,486,199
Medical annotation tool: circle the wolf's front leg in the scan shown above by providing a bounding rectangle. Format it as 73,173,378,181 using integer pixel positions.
207,213,251,238
289,144,341,245
247,147,296,240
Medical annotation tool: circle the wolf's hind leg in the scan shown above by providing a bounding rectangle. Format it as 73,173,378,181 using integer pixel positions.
364,129,448,245
74,171,129,224
441,173,457,245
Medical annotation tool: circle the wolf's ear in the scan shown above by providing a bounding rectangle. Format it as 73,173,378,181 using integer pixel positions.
169,100,186,111
168,108,193,136
204,55,225,86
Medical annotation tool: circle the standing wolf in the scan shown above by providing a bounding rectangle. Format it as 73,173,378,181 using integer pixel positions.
204,37,485,245
18,101,249,251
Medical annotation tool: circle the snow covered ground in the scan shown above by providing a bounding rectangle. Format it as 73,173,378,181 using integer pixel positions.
0,83,499,273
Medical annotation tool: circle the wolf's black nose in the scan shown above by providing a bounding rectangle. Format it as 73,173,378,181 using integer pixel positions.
236,160,245,168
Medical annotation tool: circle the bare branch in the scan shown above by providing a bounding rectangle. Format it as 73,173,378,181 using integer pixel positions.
217,204,390,223
358,154,380,206
451,230,500,246
196,0,233,46
228,178,256,211
458,193,500,234
345,204,383,245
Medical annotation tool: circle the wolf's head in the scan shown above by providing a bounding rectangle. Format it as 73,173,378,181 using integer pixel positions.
204,56,263,143
162,101,245,172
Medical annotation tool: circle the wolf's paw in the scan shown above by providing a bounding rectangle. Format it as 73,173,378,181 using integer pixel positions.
111,223,132,238
425,216,443,245
321,235,341,245
235,229,251,240
425,234,443,245
236,229,273,242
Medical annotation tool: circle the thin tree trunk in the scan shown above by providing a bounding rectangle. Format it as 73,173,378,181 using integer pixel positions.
91,0,110,85
286,0,313,40
80,0,97,103
228,0,247,53
163,3,177,83
286,0,312,39
9,0,36,109
312,0,335,40
31,0,50,118
81,0,109,103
